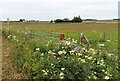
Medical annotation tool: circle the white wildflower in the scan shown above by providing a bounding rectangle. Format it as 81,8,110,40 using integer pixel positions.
81,59,85,63
88,76,91,79
102,69,105,72
41,53,44,56
97,61,100,64
42,70,48,76
98,44,104,47
8,35,11,39
42,70,45,72
104,76,109,79
13,36,16,40
85,56,88,58
36,48,40,51
62,50,66,54
88,57,92,60
72,39,77,43
93,76,97,79
77,53,82,56
94,72,96,74
89,48,94,52
60,76,64,79
60,72,64,76
51,63,54,66
60,72,64,79
61,68,65,71
62,47,64,49
66,41,71,45
108,53,112,56
48,50,52,54
58,51,63,55
107,40,111,42
69,50,75,54
100,60,104,66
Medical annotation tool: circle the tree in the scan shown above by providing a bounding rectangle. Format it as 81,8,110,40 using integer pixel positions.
63,18,70,22
50,20,54,23
71,16,82,22
19,19,25,22
54,19,63,23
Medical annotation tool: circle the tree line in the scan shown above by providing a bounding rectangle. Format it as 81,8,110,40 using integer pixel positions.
50,16,82,23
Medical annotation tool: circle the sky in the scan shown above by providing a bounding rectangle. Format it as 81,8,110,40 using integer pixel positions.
0,0,119,21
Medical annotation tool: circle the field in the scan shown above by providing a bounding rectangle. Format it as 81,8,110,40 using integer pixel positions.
2,21,119,79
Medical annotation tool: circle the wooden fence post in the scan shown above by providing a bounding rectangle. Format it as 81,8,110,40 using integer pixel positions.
99,32,105,42
80,33,91,46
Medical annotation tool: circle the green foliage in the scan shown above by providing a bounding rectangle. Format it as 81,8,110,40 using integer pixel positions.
2,28,119,79
54,16,82,23
71,16,82,22
19,19,25,22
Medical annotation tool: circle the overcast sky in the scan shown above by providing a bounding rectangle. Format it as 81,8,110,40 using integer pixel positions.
0,0,119,21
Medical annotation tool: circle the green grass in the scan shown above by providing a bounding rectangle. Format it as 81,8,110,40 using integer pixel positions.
2,21,118,52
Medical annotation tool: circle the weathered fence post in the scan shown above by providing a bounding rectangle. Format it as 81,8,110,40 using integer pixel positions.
99,32,105,42
80,33,85,44
80,33,91,46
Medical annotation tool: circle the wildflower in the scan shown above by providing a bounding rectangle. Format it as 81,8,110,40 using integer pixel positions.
66,41,71,45
48,50,52,54
49,40,52,42
62,50,66,54
60,72,64,76
77,53,82,56
104,76,109,79
81,59,85,63
102,69,105,72
42,70,48,76
72,39,77,43
58,51,63,55
97,61,100,64
85,56,88,58
36,48,40,51
94,72,96,74
62,47,64,49
108,53,112,56
93,75,97,79
100,59,104,66
88,76,91,79
60,76,64,79
107,40,111,42
89,48,94,52
13,36,16,40
41,53,44,56
42,70,45,73
69,50,75,54
61,68,65,70
8,35,11,39
51,63,54,66
60,72,64,79
88,57,92,60
98,44,104,47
